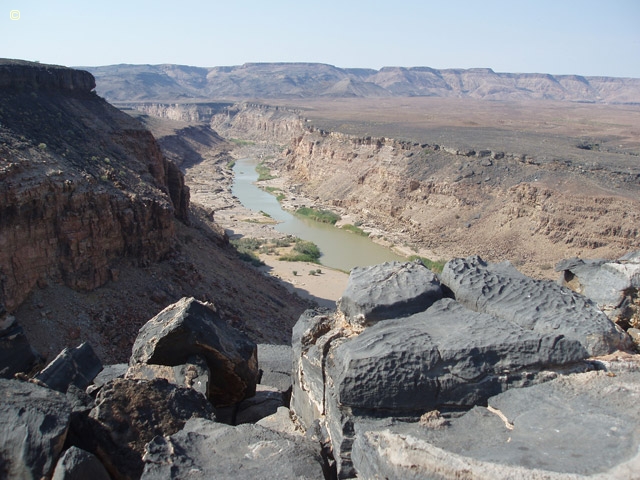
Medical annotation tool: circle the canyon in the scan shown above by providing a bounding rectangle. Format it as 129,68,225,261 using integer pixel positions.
1,60,640,479
0,60,310,363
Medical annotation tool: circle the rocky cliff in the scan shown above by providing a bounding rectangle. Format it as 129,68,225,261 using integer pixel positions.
0,61,191,312
1,61,311,363
207,103,640,278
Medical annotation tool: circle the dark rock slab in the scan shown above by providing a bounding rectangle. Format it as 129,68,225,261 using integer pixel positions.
257,343,293,393
36,342,102,393
329,298,588,411
0,314,41,378
337,260,442,327
352,370,640,479
130,297,258,406
125,354,209,397
323,298,590,477
0,378,71,479
556,251,640,329
441,255,630,356
141,418,325,479
52,446,110,480
89,378,215,455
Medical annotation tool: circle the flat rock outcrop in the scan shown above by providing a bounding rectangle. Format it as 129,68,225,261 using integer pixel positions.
130,297,259,406
352,368,640,479
292,259,632,478
141,417,325,479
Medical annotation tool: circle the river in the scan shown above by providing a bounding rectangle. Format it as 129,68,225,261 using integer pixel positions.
231,158,406,271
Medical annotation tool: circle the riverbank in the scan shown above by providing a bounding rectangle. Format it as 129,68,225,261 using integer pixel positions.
257,256,348,309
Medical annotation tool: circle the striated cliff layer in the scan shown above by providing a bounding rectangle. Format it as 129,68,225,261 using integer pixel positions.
211,104,640,278
0,60,189,311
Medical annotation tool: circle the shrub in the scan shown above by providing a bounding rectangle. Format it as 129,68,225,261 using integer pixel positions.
295,207,341,225
408,255,446,273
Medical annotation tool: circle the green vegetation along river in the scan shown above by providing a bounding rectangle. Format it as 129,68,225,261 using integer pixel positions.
232,157,406,271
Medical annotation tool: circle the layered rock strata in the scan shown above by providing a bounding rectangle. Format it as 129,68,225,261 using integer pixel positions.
206,103,640,279
0,60,190,312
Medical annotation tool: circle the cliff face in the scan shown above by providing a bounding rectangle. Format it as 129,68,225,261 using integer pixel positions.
211,104,640,278
0,61,189,311
209,103,306,144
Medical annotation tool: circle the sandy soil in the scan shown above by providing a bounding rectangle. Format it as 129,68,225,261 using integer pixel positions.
256,256,348,310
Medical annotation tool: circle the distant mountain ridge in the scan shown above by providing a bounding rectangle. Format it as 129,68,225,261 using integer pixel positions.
82,62,640,104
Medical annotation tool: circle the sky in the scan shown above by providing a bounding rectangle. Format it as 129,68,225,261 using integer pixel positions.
1,0,639,78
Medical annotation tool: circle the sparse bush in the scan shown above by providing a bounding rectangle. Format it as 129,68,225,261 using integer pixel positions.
295,207,341,225
408,255,446,273
256,162,276,181
38,143,47,151
279,239,322,263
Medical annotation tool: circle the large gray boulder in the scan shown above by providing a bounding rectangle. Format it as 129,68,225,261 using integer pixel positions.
441,255,630,356
556,251,640,330
141,418,325,479
52,446,111,480
296,298,591,477
130,297,259,406
352,369,640,479
328,298,587,412
0,378,72,479
36,342,102,393
337,260,442,327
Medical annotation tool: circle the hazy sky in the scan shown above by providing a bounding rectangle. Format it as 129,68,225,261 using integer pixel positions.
2,0,639,77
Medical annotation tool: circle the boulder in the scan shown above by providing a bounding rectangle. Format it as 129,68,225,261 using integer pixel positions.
52,446,110,480
130,297,258,406
0,378,72,479
441,255,630,356
0,312,41,378
141,418,325,480
89,378,216,456
36,342,102,393
86,363,128,395
328,298,588,412
352,369,640,479
337,260,442,327
556,251,640,329
125,354,209,397
296,298,591,477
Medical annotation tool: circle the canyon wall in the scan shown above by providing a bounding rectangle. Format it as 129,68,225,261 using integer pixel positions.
211,104,640,278
0,62,189,311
